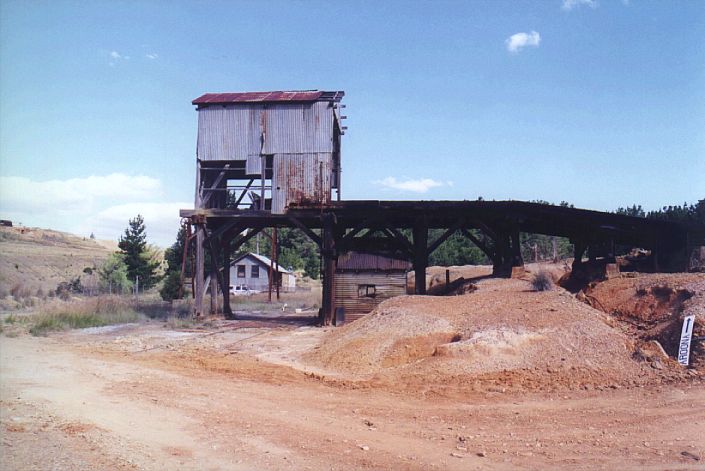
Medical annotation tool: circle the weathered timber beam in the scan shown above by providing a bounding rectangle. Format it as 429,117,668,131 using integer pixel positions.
321,213,337,325
360,229,376,239
233,179,255,208
200,164,230,207
194,225,205,317
338,237,409,255
427,220,466,256
231,226,264,252
460,228,497,263
204,220,240,245
207,237,227,314
288,217,322,247
222,238,232,318
381,228,414,257
467,219,498,240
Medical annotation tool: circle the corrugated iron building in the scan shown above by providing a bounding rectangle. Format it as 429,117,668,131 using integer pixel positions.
334,252,410,323
192,91,345,214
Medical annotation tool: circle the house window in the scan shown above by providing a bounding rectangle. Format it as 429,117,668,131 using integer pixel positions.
237,265,246,278
251,265,259,278
358,284,376,298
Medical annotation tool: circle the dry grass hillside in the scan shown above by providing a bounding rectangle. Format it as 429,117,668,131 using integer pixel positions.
0,226,116,297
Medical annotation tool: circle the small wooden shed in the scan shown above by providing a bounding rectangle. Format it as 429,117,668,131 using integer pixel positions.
334,252,410,323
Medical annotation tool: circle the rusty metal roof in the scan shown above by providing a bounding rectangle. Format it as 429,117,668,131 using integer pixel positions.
193,90,344,105
337,251,411,271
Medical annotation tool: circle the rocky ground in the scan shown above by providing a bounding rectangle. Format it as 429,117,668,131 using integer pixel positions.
1,268,704,470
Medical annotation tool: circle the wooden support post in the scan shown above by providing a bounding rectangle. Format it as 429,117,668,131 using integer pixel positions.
274,227,280,300
572,240,587,272
510,229,524,267
222,238,232,318
492,231,512,277
194,224,205,318
178,221,192,300
210,248,218,315
268,228,274,303
321,213,337,325
413,220,428,295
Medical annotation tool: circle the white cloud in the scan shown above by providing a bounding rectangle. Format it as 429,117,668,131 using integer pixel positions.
145,53,159,60
374,177,448,193
505,31,541,53
108,50,130,67
562,0,598,11
0,174,186,246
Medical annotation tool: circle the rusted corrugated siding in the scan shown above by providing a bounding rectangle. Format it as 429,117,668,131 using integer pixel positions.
272,153,332,214
337,252,411,271
196,102,333,161
334,271,408,322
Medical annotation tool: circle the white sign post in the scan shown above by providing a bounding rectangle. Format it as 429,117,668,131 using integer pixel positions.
677,315,695,366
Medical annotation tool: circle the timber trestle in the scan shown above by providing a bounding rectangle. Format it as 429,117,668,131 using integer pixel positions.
180,200,703,325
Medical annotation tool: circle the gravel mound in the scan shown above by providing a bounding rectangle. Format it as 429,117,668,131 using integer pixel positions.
306,276,694,393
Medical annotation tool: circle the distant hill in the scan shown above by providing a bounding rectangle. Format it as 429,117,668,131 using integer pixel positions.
0,226,116,295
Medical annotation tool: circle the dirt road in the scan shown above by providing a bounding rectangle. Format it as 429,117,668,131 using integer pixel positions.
2,325,704,471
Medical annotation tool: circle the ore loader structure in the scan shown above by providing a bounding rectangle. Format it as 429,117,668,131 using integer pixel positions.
180,90,705,324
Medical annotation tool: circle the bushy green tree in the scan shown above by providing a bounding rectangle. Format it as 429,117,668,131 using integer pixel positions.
98,253,133,294
164,226,188,273
428,230,489,266
159,270,183,301
118,215,160,290
237,228,320,279
520,234,573,262
160,226,191,301
615,204,646,218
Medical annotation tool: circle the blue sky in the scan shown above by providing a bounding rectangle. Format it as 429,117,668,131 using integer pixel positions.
1,0,703,246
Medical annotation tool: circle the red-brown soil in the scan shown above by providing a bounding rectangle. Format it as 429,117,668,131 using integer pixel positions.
2,269,705,470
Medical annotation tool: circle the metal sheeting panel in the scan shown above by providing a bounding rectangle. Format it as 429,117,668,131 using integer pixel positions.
262,101,333,154
196,102,334,161
245,154,262,176
196,106,258,161
334,272,408,322
272,153,332,214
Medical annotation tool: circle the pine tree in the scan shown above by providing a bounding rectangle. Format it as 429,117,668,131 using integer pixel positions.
118,215,160,290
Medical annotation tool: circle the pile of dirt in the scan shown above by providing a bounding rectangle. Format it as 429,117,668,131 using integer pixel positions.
583,273,705,369
306,277,691,394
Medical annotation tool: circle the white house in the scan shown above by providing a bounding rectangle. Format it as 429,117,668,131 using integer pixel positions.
230,253,296,293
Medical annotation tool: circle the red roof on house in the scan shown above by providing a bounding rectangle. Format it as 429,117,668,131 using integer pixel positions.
192,90,343,105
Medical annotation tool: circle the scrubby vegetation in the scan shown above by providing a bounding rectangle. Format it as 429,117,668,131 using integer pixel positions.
28,296,141,336
531,270,554,292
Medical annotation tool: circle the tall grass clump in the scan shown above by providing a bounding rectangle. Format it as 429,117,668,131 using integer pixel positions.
531,270,554,292
29,296,141,336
